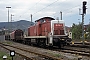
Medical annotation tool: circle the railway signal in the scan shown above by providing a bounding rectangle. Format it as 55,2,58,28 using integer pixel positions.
83,1,87,14
10,50,15,60
79,1,87,45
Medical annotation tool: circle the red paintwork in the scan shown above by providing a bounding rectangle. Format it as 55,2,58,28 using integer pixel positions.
41,21,51,36
29,26,36,36
28,17,65,36
10,31,15,40
28,17,54,36
54,23,65,35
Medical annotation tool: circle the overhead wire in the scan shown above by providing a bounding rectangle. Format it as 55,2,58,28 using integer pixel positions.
25,0,59,20
16,0,90,21
52,0,90,19
33,0,59,15
31,1,82,20
14,0,42,20
52,4,81,16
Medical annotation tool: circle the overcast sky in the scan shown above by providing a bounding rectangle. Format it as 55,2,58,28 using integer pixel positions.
0,0,90,26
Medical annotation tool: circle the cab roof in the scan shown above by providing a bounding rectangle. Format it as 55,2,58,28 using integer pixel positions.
35,17,55,22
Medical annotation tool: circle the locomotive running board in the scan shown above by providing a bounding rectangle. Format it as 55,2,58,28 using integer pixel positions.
24,36,47,39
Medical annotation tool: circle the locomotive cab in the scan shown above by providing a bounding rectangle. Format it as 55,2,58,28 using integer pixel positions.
51,20,66,35
48,20,71,47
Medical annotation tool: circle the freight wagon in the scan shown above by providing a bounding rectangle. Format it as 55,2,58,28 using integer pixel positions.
5,29,24,42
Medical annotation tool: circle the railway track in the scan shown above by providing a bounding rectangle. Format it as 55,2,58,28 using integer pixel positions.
60,46,90,56
70,44,90,48
1,40,90,60
0,42,62,60
47,44,90,57
52,42,90,57
0,43,45,60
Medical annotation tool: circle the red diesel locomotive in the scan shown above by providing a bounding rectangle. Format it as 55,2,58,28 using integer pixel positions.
24,17,72,48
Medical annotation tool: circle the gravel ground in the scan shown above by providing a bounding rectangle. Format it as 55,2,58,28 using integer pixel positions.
0,46,27,60
1,40,90,60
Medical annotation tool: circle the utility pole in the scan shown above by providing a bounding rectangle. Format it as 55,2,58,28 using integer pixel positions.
6,7,11,34
11,14,14,32
31,14,32,22
60,11,62,20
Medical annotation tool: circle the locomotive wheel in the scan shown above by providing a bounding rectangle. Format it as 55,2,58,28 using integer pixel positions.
38,39,46,47
58,41,64,48
58,44,63,48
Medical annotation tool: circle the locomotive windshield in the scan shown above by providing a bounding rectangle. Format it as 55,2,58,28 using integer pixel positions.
54,23,65,35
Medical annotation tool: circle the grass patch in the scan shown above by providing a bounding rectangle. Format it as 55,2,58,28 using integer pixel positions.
48,52,62,57
53,54,61,57
3,41,12,45
0,51,11,60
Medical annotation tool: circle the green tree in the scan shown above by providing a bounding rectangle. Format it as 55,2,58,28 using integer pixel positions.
71,23,82,39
